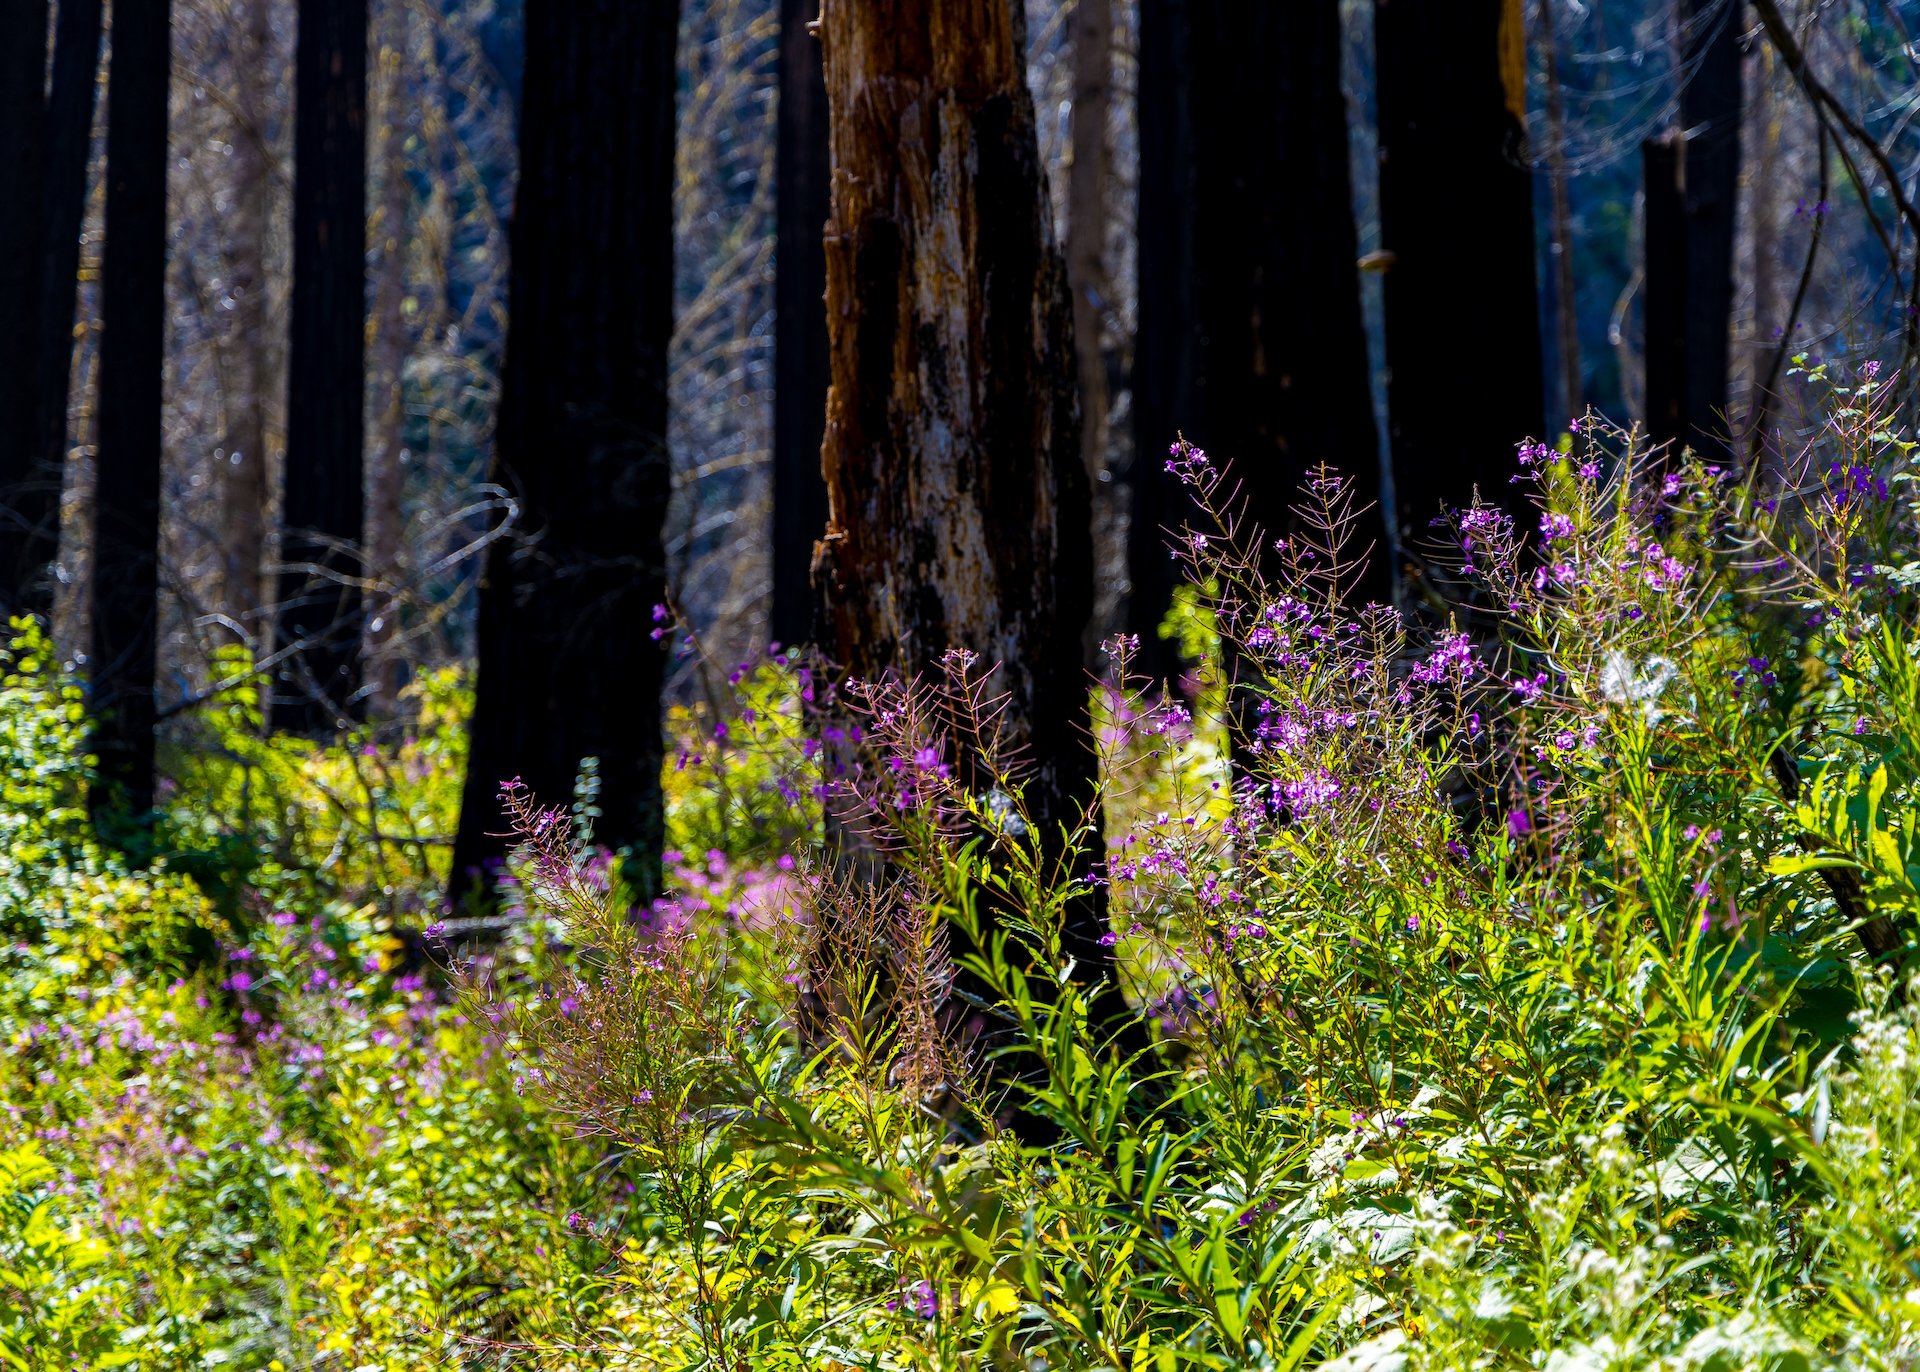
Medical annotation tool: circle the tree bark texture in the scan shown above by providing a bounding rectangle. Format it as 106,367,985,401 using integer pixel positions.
366,0,412,714
1376,0,1544,552
772,0,832,649
0,0,51,615
90,0,173,821
33,0,103,607
812,0,1121,978
220,0,275,647
1677,0,1742,461
1067,0,1111,548
277,0,369,732
451,0,679,906
1132,0,1385,649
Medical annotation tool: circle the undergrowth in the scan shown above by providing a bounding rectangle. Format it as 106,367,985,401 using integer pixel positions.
8,360,1920,1369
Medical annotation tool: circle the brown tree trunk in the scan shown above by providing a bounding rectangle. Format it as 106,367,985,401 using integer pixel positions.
812,0,1127,1051
222,0,274,648
366,0,411,716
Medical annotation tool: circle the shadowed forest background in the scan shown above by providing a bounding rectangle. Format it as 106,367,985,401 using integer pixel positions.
8,0,1916,787
9,0,1920,1367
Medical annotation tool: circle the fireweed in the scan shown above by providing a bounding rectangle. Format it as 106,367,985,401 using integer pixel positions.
22,360,1920,1366
460,362,1920,1369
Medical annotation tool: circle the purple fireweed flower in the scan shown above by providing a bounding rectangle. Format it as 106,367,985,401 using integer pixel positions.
1280,770,1343,812
1165,439,1211,483
904,1279,938,1319
1507,809,1533,839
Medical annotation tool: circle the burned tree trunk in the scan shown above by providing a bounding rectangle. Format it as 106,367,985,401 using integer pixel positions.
0,0,50,615
812,0,1125,1039
772,0,832,649
220,0,275,648
1376,0,1544,553
1190,0,1383,596
1128,0,1198,685
277,0,368,732
1132,0,1384,654
90,0,173,822
1644,135,1689,449
33,0,104,608
1067,0,1113,651
1680,0,1742,459
451,0,679,906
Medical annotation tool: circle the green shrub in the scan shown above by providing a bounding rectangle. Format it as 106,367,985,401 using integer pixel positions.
476,360,1920,1369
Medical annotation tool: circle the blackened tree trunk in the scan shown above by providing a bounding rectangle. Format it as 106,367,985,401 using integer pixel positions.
1131,0,1384,659
1129,0,1197,685
772,0,832,649
90,0,173,822
1679,0,1742,459
1377,0,1543,551
0,0,50,615
812,0,1125,1033
34,0,105,596
276,0,368,732
1068,0,1112,655
450,0,679,906
1643,135,1689,447
1540,0,1583,422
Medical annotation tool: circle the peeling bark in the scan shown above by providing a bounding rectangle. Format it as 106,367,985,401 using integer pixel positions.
812,0,1123,1029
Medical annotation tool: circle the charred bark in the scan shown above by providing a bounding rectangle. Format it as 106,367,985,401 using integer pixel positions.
772,0,832,649
1645,136,1689,448
1540,0,1583,422
812,0,1132,1073
1678,0,1742,461
1128,0,1198,685
1132,0,1384,662
33,0,104,606
450,0,679,907
1376,0,1544,557
221,0,275,648
1068,0,1113,649
0,0,51,615
90,0,173,823
277,0,369,732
